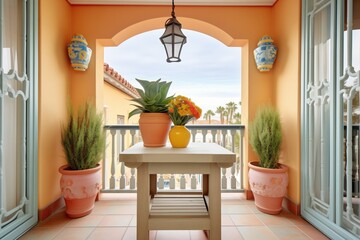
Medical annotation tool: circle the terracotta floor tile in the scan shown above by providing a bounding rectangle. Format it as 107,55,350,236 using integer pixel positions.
65,215,104,227
189,230,208,240
269,226,312,240
237,226,277,240
221,214,235,226
247,204,263,214
280,211,310,226
155,230,191,240
92,204,136,215
255,212,294,226
129,215,137,226
87,227,127,240
297,224,330,239
121,227,136,240
20,193,330,240
221,226,244,240
97,215,134,227
230,214,263,226
222,204,252,214
52,227,94,240
19,227,63,240
37,211,71,228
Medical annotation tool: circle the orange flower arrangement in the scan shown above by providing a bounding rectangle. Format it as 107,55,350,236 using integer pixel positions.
168,95,202,125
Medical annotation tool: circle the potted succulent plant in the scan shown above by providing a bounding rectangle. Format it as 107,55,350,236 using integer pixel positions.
248,106,288,215
59,102,105,218
129,78,174,147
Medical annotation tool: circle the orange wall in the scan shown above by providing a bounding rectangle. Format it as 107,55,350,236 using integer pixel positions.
38,0,302,211
38,0,72,210
272,0,301,205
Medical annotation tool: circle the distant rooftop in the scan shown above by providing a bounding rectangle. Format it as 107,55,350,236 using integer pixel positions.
104,63,140,98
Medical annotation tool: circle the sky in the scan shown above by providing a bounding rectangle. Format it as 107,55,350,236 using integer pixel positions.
104,29,241,116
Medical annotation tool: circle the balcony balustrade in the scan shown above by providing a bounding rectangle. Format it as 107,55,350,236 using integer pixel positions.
102,124,245,194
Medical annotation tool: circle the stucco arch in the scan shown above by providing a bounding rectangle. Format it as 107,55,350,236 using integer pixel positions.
101,17,247,48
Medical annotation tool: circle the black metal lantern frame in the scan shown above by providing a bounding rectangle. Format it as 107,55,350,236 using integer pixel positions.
159,0,187,62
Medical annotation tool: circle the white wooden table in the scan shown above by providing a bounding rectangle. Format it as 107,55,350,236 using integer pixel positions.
119,142,236,240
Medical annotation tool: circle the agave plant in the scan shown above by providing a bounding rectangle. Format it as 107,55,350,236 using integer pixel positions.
128,78,174,119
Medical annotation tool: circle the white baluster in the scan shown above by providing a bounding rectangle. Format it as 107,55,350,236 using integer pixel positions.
230,129,236,152
130,129,136,146
170,174,176,189
221,168,227,189
119,129,126,189
158,174,164,189
231,165,236,189
211,129,217,143
191,174,197,189
202,129,207,142
180,174,186,189
119,162,126,189
130,168,136,189
110,129,116,189
221,129,227,147
239,128,244,189
191,129,197,142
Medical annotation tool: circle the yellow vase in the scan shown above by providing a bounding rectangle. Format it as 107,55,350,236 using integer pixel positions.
169,125,191,148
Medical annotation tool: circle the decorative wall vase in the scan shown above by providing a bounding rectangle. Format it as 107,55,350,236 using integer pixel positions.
253,36,278,72
169,125,191,148
67,34,92,71
139,113,172,147
59,164,101,218
248,161,288,215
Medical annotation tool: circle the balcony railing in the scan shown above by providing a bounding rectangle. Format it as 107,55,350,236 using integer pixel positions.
101,124,245,193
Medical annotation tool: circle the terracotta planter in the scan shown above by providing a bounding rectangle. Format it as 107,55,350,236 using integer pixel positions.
169,125,191,148
59,164,101,218
248,161,288,214
139,113,171,147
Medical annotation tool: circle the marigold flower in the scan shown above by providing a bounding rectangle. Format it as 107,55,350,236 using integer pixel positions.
167,95,202,125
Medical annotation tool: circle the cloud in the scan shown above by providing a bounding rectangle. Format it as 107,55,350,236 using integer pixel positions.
104,29,241,113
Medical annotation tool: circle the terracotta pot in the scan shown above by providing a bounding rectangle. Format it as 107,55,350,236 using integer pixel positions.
59,164,101,218
139,113,171,147
169,125,191,148
248,161,288,214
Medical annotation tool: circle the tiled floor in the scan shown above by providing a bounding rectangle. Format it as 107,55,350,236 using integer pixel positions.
20,193,329,240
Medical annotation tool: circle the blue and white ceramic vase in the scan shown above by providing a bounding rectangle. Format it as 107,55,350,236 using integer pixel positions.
253,36,277,72
67,34,92,71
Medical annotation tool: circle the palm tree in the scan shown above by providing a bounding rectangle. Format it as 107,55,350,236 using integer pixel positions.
216,106,225,124
223,110,229,124
203,110,215,124
233,112,241,124
226,102,237,124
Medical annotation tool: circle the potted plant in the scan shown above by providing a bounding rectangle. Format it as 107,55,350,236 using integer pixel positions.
129,78,174,147
59,102,105,218
167,95,202,148
248,106,288,215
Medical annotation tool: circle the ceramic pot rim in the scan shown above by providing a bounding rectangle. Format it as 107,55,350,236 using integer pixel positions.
248,161,288,173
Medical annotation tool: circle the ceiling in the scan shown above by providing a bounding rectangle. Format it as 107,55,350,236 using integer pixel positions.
67,0,277,6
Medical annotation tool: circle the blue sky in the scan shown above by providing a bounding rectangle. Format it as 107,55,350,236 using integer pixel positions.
104,29,241,115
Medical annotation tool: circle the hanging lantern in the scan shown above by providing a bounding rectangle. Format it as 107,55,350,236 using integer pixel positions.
159,0,187,63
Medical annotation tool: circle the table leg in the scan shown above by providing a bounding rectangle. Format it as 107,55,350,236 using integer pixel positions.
208,163,221,240
137,163,149,240
150,174,157,198
202,174,209,196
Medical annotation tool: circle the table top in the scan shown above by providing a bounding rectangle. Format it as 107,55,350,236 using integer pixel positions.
119,142,236,166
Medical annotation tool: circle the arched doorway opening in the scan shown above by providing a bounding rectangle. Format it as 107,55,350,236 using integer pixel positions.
97,17,248,125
